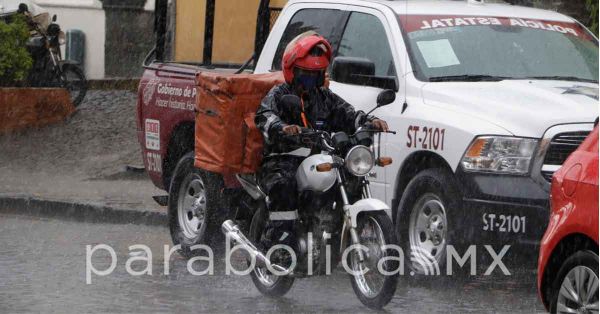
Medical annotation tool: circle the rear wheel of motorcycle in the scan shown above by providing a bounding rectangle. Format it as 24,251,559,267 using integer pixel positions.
60,64,87,107
168,152,225,258
248,206,295,297
349,211,398,310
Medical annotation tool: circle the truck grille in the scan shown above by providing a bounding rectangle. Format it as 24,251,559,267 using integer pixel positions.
541,131,590,182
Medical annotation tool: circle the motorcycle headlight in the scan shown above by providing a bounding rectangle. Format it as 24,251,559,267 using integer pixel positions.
461,136,538,174
345,145,374,176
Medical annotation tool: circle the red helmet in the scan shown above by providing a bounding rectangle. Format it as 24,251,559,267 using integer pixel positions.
282,33,332,84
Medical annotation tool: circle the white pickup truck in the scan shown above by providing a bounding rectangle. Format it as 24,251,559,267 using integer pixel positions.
138,0,598,269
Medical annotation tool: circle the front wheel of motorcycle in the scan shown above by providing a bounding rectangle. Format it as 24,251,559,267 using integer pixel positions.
59,64,87,107
248,206,295,297
348,211,398,310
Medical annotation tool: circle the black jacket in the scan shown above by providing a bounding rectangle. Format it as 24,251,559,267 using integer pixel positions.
255,83,373,155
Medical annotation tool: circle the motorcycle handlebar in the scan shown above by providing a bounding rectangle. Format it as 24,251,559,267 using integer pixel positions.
279,126,396,141
359,123,397,135
364,129,397,135
278,127,322,137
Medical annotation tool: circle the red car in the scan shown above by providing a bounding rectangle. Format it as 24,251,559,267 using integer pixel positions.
538,126,599,313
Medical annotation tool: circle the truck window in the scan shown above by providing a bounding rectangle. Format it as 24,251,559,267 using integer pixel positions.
399,15,599,82
337,12,397,77
271,8,346,71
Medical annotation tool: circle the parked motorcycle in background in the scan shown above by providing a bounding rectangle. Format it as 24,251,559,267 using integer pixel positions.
23,6,87,107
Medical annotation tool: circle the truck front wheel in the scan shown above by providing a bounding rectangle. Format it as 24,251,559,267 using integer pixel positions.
395,168,461,275
168,152,224,258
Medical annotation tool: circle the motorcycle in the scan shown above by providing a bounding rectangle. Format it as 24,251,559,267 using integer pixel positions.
25,12,87,107
222,89,399,309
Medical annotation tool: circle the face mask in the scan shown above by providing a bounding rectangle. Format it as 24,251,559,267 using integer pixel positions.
297,74,319,90
294,68,325,92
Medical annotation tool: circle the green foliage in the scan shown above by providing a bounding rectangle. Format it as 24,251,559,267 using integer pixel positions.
587,0,599,36
0,15,33,85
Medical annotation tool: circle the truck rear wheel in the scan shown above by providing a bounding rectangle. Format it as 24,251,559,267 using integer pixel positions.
395,168,461,275
168,152,225,258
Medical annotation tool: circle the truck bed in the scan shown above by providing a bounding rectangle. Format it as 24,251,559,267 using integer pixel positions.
136,61,247,190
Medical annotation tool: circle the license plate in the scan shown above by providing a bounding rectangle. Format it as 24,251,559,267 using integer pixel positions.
482,213,526,234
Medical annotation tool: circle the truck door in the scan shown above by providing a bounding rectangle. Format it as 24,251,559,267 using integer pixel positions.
328,8,403,201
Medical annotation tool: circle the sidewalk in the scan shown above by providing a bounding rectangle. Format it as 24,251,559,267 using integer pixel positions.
0,90,167,225
0,168,164,212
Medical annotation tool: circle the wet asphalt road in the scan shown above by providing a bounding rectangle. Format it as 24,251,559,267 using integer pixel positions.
0,214,547,313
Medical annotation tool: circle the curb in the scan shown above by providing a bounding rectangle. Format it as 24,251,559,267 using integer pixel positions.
0,196,167,227
88,79,140,91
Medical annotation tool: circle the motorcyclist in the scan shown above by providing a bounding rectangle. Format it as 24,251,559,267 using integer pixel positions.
16,3,45,32
255,32,388,242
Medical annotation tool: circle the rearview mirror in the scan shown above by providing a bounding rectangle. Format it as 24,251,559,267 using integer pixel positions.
331,57,398,91
377,89,396,107
366,89,396,116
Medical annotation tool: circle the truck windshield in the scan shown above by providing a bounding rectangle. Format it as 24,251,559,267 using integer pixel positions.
399,15,599,83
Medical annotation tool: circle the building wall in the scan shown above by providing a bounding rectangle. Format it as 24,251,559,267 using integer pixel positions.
174,0,206,62
212,0,260,63
270,0,288,8
33,0,158,79
102,0,155,78
34,0,106,79
12,0,344,78
173,0,289,64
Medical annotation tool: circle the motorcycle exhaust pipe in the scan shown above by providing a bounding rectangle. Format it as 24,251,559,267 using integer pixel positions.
221,220,287,273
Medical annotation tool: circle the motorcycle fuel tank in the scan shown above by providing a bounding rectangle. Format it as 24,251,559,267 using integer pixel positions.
296,154,337,193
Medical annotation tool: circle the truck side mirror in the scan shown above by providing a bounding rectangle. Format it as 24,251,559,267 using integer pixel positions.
331,56,398,91
331,56,374,84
